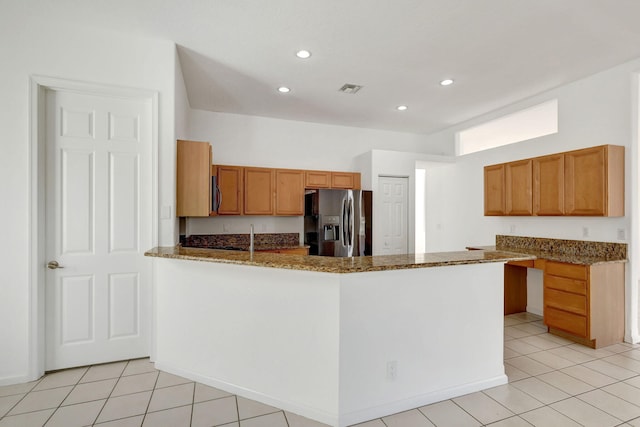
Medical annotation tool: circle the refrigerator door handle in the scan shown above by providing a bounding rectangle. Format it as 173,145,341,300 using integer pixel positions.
348,198,353,247
341,198,348,246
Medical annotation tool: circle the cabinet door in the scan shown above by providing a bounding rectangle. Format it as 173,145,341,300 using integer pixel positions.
505,159,532,215
484,164,505,215
176,140,211,217
305,171,331,189
275,170,305,215
565,146,607,216
244,167,275,215
217,165,243,215
533,154,564,215
331,172,361,189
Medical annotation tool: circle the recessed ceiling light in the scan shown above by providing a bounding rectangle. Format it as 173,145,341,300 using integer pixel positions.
296,50,311,59
278,86,291,93
396,105,408,111
440,79,454,86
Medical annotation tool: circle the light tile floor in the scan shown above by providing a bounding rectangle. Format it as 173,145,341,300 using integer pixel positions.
1,313,640,426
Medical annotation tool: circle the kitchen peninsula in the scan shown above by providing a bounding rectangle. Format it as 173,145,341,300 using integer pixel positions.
146,247,532,427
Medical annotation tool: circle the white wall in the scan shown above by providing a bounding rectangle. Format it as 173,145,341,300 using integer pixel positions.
0,5,177,383
185,109,446,236
188,109,445,169
422,58,640,342
174,50,191,242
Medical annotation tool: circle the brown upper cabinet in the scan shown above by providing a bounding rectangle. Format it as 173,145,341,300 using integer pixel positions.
176,140,212,217
484,164,506,215
305,170,361,190
484,145,624,217
505,159,533,215
533,154,564,215
565,145,624,216
305,171,331,188
275,170,305,215
209,164,362,217
330,172,361,190
244,167,275,215
216,165,243,215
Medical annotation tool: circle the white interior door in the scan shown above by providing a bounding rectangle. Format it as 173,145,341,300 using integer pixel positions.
378,176,409,255
45,89,152,370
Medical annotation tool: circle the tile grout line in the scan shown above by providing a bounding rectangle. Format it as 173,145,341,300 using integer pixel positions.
503,318,640,425
234,394,241,425
91,360,131,426
190,379,196,427
40,371,79,427
139,363,161,426
3,314,639,427
0,378,43,422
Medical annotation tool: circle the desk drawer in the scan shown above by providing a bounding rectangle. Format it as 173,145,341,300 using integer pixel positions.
507,260,535,268
545,261,587,280
544,275,587,295
545,307,587,338
545,288,587,315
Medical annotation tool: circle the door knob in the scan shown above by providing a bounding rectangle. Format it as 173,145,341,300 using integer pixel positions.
47,261,64,270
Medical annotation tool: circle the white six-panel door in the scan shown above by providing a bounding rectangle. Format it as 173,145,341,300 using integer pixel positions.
45,89,151,370
378,176,409,255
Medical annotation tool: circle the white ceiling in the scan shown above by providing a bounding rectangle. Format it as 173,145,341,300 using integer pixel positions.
32,0,640,134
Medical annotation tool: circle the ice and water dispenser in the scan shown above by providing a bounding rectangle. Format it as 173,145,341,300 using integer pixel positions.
322,215,340,242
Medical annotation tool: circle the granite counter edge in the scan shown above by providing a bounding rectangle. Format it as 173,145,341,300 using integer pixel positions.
145,247,535,274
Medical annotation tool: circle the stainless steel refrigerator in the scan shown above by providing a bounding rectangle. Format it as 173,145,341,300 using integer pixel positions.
304,189,372,257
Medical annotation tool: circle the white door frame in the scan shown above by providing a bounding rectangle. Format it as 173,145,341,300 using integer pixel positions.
28,76,159,380
630,71,640,344
375,175,410,255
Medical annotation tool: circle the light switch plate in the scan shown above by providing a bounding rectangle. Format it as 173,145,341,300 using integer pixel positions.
160,205,171,219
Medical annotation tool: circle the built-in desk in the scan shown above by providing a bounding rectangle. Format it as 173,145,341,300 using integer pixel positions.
469,236,627,349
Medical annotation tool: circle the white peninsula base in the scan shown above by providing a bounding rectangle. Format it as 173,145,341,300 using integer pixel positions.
152,258,506,427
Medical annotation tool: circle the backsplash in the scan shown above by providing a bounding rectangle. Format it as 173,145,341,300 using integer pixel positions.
182,233,300,250
496,235,627,260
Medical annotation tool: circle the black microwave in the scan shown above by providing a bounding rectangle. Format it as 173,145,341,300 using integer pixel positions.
211,176,221,212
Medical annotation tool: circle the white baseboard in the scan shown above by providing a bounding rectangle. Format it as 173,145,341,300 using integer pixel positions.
0,374,37,387
625,332,640,344
339,374,508,427
154,361,339,427
526,306,543,317
155,360,507,427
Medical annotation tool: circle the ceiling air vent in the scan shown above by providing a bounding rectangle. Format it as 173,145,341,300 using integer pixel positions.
339,84,363,94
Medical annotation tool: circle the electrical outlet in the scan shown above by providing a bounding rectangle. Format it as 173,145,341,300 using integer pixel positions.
261,223,267,232
582,227,589,238
386,361,398,381
509,224,516,234
617,228,626,240
223,223,229,232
